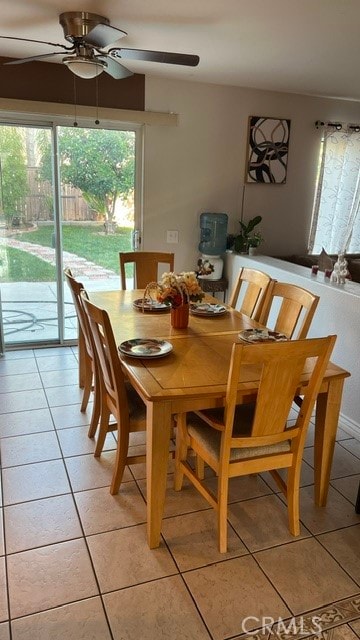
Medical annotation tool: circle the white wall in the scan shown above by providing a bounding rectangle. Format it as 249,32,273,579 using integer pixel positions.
144,77,360,272
225,253,360,436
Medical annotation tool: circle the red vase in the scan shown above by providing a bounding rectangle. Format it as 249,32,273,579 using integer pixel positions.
170,303,189,329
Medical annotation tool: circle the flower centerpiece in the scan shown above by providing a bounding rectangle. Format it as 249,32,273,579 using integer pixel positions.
145,271,204,328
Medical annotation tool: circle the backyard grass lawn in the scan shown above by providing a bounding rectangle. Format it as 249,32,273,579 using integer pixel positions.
1,225,133,282
1,246,56,282
15,224,132,273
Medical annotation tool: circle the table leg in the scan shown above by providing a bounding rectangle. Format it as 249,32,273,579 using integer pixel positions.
146,401,172,548
314,378,344,506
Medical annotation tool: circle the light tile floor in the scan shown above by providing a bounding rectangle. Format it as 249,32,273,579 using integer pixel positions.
0,347,359,640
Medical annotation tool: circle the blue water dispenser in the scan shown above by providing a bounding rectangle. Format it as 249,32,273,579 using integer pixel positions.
198,212,228,280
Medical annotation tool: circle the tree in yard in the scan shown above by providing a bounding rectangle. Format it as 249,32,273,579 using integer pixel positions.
38,127,135,233
0,126,28,225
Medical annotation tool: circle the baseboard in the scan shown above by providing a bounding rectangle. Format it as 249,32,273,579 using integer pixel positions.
339,413,360,440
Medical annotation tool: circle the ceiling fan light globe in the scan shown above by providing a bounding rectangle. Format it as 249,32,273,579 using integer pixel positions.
63,56,106,79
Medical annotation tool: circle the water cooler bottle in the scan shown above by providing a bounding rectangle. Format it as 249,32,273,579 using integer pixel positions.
198,212,228,280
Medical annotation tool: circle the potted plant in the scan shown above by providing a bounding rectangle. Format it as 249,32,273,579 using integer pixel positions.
247,230,264,255
233,215,263,254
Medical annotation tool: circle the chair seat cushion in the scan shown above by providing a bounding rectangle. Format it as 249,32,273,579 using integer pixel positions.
187,406,290,461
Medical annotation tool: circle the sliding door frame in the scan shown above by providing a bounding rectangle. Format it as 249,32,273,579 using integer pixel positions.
0,111,144,349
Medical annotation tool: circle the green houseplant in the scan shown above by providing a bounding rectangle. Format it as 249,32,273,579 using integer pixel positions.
233,215,263,253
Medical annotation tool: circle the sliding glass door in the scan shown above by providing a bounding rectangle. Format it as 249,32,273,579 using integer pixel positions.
0,124,59,346
0,120,139,349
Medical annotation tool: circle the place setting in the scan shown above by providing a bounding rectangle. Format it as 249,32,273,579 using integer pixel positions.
118,338,173,358
238,329,288,343
132,298,170,312
189,302,228,317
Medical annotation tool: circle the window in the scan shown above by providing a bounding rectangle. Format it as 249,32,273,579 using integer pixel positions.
308,125,360,254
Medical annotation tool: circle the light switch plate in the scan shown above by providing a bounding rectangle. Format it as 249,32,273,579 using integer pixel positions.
166,230,179,243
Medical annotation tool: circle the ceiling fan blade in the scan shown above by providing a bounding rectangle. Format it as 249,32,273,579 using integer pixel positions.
84,23,127,49
109,48,200,67
98,55,133,80
3,52,68,65
0,35,72,50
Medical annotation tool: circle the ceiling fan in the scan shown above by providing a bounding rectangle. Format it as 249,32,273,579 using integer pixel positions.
0,11,200,80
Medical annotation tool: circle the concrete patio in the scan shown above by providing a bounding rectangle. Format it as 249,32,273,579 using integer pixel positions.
0,276,120,349
0,236,121,349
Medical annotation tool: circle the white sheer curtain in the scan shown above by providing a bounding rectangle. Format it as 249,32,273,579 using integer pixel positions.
308,126,360,254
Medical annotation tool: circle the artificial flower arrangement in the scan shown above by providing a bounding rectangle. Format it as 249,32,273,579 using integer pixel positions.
144,271,204,308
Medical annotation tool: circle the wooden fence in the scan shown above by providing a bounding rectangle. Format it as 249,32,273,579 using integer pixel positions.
22,167,96,223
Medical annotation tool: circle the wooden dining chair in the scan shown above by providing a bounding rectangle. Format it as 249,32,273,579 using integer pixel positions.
64,268,100,439
228,267,272,321
81,294,148,494
119,251,175,289
174,335,336,552
258,281,320,339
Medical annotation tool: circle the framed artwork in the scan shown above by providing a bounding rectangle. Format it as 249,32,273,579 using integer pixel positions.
246,116,291,184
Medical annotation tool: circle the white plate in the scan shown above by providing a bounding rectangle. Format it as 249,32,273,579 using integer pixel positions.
133,298,170,312
238,329,288,343
118,338,173,358
190,303,228,317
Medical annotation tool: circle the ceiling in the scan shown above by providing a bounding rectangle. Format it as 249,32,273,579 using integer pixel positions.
1,0,360,101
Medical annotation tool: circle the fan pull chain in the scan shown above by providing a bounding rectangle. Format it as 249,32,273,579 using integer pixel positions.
95,73,100,125
73,75,78,127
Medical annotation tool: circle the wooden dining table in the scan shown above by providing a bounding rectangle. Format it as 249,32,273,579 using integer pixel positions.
89,289,350,549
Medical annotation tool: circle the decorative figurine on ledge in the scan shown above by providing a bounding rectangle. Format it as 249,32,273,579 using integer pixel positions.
318,247,334,272
330,254,348,284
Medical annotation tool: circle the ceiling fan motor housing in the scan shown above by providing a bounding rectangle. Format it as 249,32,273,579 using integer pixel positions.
59,12,109,43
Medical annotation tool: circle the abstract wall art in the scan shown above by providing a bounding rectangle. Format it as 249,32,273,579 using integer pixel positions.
246,116,291,184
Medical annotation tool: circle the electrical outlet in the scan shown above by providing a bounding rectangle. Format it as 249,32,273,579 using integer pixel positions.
166,230,179,243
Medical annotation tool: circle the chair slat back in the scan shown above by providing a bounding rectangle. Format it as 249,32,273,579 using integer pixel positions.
119,251,175,289
258,281,319,339
228,268,272,321
224,336,336,446
81,295,129,421
64,268,93,359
